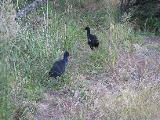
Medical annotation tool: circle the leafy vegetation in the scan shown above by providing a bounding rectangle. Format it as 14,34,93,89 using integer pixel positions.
120,0,160,35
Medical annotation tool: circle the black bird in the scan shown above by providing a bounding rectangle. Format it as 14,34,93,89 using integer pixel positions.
85,27,99,50
49,51,69,79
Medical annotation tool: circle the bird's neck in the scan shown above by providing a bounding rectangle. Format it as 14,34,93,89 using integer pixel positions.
87,30,90,36
63,57,68,65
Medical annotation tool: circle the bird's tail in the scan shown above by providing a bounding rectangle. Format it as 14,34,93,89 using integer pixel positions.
95,41,99,48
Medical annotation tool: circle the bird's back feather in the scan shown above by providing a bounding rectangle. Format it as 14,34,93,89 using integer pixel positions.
88,34,99,48
49,60,66,78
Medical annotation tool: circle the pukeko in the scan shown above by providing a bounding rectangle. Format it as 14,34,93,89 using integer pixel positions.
49,51,69,79
85,27,99,50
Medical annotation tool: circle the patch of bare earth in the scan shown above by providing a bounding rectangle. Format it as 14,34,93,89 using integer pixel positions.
33,37,160,120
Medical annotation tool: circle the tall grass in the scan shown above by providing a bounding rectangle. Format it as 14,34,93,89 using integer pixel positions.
0,0,159,119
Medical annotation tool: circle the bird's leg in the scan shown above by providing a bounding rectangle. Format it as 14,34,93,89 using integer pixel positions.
95,46,99,49
90,46,94,50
